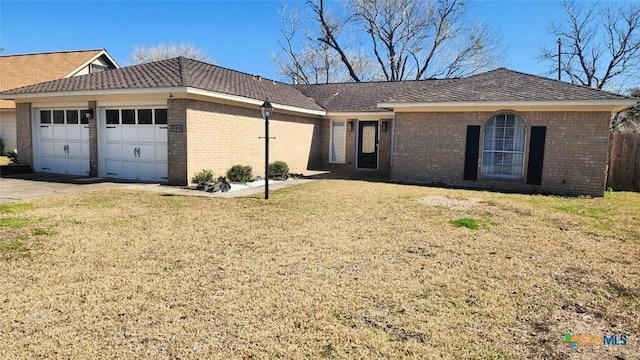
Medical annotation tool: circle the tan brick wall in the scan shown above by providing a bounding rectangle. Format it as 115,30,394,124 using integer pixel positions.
15,103,33,166
88,101,98,177
167,99,188,185
168,99,322,185
391,111,611,196
0,111,17,153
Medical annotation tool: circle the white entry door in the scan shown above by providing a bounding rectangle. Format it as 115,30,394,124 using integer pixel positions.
38,110,90,176
103,108,168,182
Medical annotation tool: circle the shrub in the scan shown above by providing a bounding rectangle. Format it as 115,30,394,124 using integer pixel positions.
0,138,4,156
191,169,214,187
227,165,253,183
269,161,289,179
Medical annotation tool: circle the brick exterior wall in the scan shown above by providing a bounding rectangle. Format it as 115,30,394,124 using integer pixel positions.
0,111,17,153
15,103,32,166
168,99,322,185
88,101,98,177
391,111,611,196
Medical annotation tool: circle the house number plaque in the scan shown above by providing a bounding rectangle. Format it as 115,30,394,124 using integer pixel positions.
170,124,184,133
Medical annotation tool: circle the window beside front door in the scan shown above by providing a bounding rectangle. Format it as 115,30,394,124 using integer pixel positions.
330,120,346,163
482,114,526,178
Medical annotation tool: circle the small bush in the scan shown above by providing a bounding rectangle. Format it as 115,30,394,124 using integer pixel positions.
269,161,289,179
191,169,214,187
227,165,253,183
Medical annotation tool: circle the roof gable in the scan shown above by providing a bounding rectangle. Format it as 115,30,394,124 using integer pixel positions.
0,49,118,109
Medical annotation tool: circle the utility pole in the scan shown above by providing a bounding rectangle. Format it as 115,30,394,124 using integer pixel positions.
557,38,562,81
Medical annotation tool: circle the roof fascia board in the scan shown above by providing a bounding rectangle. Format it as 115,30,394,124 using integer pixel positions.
1,87,182,101
325,111,395,118
378,100,638,113
186,87,326,116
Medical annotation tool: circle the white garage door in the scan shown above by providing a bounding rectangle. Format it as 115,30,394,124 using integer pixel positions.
38,110,90,176
103,108,168,182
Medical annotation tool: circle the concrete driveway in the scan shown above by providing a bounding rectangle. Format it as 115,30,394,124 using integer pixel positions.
0,173,314,203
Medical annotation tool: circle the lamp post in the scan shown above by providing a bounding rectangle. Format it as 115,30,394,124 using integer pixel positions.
261,99,273,200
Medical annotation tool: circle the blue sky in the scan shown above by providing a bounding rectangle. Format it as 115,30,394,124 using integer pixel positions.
0,0,606,82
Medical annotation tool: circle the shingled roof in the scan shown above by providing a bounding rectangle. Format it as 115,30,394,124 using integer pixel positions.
1,57,324,112
1,59,633,113
382,68,631,103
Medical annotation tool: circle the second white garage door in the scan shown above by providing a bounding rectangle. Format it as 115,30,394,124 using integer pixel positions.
103,108,168,182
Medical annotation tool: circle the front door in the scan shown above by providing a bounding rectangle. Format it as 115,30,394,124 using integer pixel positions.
357,121,379,169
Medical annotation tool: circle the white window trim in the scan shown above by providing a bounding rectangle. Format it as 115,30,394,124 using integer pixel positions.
481,114,527,179
329,119,346,164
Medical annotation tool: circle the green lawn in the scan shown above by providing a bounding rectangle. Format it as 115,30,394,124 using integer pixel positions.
0,180,638,359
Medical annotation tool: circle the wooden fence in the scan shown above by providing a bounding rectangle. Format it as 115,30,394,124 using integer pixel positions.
608,132,640,191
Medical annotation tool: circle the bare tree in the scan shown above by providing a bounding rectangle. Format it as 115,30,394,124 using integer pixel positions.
275,0,502,83
540,1,640,91
129,43,212,65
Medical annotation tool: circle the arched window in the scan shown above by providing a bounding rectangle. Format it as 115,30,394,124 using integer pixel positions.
482,114,526,178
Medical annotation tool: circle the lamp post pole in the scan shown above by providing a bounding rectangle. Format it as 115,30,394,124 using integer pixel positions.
261,100,273,200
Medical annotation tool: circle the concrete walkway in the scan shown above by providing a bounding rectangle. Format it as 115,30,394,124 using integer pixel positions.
0,173,315,203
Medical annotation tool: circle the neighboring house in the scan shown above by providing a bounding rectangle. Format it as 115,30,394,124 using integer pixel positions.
0,49,118,153
0,57,636,196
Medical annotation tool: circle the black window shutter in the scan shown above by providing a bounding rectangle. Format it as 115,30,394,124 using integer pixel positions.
463,125,481,181
527,126,547,185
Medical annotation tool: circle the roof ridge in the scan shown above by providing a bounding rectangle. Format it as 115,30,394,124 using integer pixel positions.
178,57,188,87
0,49,105,58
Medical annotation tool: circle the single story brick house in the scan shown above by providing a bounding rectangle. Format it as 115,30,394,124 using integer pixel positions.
0,57,636,196
0,50,118,153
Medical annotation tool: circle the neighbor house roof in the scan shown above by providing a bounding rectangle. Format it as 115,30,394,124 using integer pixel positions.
1,57,325,112
0,49,118,109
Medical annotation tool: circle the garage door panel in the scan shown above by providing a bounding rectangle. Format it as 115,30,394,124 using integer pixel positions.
157,162,168,180
67,143,83,157
137,162,157,181
53,142,68,156
81,142,90,157
40,156,55,172
40,126,53,139
105,127,121,142
138,127,156,143
66,126,82,141
67,158,87,176
137,144,155,161
81,126,90,141
122,127,138,142
53,125,67,141
155,143,168,161
105,143,122,159
155,127,167,142
121,161,139,179
40,141,55,156
122,144,139,161
105,160,121,178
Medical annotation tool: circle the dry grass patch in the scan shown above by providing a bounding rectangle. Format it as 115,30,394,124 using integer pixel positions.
0,181,638,359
